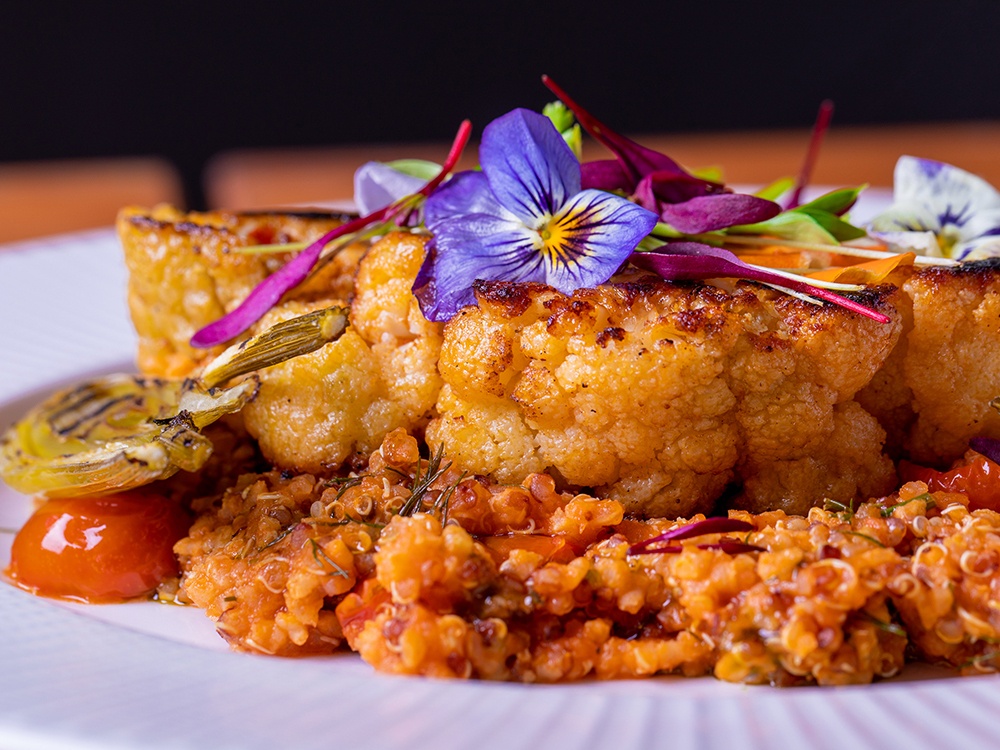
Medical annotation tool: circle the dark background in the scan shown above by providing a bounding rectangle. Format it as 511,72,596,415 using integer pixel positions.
2,1,999,208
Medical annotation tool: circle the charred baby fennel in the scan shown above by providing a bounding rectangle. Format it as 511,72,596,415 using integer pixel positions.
0,306,349,498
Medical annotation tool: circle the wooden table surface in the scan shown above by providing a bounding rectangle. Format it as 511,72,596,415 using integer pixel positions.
2,122,998,244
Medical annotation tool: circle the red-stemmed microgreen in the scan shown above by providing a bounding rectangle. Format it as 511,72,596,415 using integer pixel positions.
786,100,835,209
190,120,473,348
629,517,758,556
630,242,892,324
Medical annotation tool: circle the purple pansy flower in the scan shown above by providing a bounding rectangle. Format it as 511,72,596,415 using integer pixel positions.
413,108,658,322
868,156,1000,260
541,76,780,233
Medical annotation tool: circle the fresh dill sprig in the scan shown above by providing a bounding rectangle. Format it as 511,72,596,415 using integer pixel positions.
308,537,350,578
880,493,936,517
435,471,467,524
398,443,451,517
860,612,907,638
824,498,855,520
842,530,886,548
234,523,295,560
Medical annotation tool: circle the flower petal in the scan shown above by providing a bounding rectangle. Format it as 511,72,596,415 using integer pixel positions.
894,156,1000,215
479,108,580,225
353,161,431,215
869,156,1000,257
954,207,1000,258
956,235,1000,260
866,227,942,256
423,170,499,229
413,213,544,322
658,193,781,234
541,189,658,291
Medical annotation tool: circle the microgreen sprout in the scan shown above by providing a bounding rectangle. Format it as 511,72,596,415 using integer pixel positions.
191,120,473,347
434,471,467,524
824,498,855,521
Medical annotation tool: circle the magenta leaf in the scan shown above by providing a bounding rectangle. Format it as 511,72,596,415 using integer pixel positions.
581,159,634,193
190,213,381,348
542,75,684,184
787,99,835,209
630,242,891,324
658,193,782,234
191,121,473,348
629,517,754,555
633,171,727,208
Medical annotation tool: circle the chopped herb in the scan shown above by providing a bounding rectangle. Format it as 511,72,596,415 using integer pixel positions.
861,612,906,638
880,493,935,517
223,595,238,603
824,498,855,520
842,531,886,548
308,538,350,578
435,471,467,523
235,523,295,560
398,442,451,517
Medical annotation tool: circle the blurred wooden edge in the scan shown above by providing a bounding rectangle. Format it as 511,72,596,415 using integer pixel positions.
0,157,184,243
205,121,1000,210
205,143,480,210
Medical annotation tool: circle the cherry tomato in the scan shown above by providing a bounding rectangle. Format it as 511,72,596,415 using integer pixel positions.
899,453,1000,512
6,489,190,603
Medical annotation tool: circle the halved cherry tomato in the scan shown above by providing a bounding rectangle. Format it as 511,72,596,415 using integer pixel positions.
6,489,190,603
899,453,1000,512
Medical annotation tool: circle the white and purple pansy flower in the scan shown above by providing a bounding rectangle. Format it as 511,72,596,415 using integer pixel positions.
413,108,658,322
868,156,1000,260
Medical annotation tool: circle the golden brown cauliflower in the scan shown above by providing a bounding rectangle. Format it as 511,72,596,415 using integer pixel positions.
120,213,1000,518
118,205,362,377
427,275,902,517
860,259,1000,464
239,232,442,472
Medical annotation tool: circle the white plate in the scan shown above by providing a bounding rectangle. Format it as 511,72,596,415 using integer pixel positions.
2,211,1000,750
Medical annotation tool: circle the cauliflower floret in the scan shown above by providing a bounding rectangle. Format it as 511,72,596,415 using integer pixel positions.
859,259,1000,465
118,205,362,377
240,232,442,472
428,277,901,518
